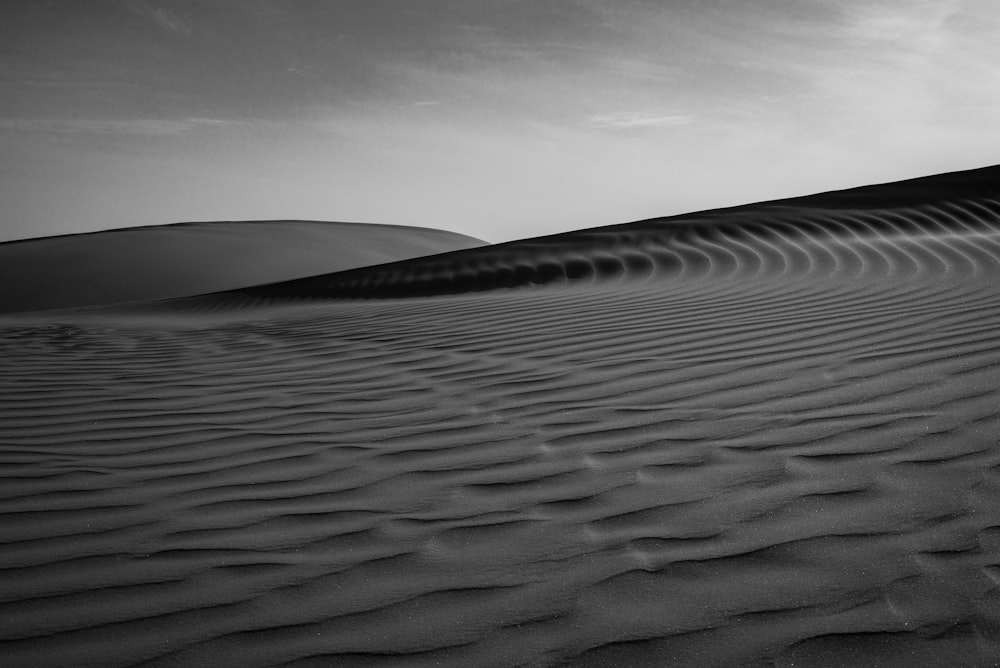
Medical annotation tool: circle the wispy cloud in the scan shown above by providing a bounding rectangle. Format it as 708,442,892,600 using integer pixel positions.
584,112,694,130
0,117,238,136
785,0,1000,134
125,1,195,37
840,0,960,43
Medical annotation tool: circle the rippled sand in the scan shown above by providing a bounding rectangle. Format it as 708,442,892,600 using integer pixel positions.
3,166,1000,666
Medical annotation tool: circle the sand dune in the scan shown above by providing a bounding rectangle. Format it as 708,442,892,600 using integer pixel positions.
2,165,1000,666
197,163,1000,302
0,220,484,314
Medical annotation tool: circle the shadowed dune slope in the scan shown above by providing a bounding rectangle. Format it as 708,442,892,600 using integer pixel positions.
0,220,485,314
159,163,1000,304
2,165,1000,666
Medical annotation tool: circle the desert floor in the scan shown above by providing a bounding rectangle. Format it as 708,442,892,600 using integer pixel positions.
3,166,1000,666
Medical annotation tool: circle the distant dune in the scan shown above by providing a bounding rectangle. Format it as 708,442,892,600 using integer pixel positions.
2,165,1000,666
0,220,485,313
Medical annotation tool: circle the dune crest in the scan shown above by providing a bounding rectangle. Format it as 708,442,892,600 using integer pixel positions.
0,220,484,314
2,165,1000,665
177,164,1000,304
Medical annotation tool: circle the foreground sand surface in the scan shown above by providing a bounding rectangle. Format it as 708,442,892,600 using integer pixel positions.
2,166,1000,666
0,220,485,314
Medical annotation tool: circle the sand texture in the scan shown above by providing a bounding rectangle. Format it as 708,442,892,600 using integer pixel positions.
2,166,1000,666
0,220,485,314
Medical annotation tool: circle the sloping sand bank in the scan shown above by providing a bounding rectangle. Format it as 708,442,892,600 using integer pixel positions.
0,220,485,314
2,165,1000,666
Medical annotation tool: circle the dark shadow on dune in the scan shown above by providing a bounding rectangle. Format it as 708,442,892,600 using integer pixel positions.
174,164,1000,304
0,220,485,314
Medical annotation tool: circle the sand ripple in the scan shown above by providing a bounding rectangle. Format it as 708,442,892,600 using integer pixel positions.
181,167,1000,304
3,166,1000,665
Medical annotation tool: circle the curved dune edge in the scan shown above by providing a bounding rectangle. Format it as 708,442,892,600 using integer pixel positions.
0,220,485,314
166,164,1000,306
3,165,1000,666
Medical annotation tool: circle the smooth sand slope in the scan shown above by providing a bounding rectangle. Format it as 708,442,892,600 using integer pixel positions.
0,220,485,314
2,165,1000,666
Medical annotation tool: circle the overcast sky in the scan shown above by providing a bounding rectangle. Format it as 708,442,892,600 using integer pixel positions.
2,0,999,243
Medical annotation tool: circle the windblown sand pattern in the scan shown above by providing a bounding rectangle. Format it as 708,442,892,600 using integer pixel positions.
3,166,1000,666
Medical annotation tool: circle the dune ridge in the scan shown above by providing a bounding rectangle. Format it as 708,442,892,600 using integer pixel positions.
172,165,1000,304
2,165,1000,666
0,219,485,314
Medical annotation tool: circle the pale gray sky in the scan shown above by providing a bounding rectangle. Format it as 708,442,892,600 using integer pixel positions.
2,0,999,242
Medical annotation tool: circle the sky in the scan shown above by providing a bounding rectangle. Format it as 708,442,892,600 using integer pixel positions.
1,0,999,244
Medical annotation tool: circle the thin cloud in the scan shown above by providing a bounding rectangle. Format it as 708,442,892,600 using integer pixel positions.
0,117,238,136
584,112,694,130
840,0,960,43
126,1,195,37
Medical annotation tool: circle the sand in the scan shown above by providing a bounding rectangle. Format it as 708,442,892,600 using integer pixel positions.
2,165,1000,666
0,220,485,314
